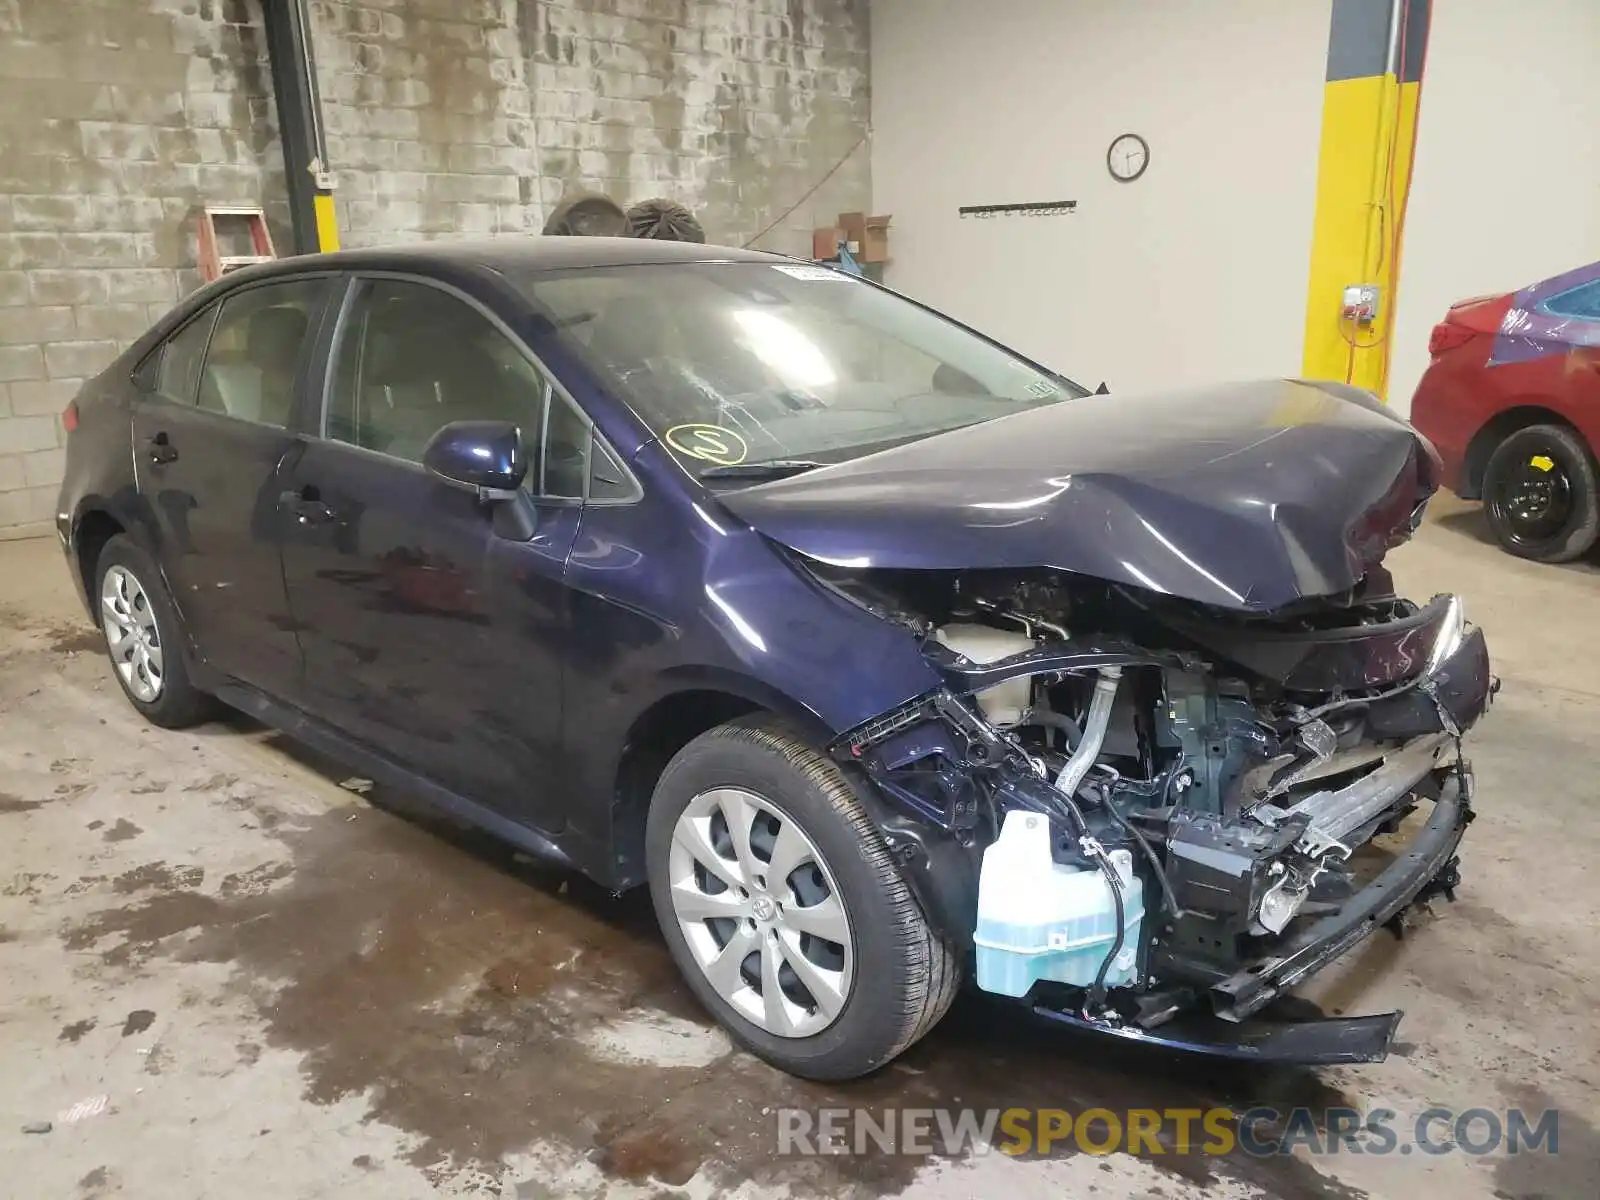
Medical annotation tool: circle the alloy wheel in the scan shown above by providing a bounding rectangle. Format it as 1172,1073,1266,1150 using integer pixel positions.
101,565,165,703
667,787,855,1038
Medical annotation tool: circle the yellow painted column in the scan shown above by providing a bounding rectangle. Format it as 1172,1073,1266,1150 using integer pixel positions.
1302,0,1430,397
313,191,341,253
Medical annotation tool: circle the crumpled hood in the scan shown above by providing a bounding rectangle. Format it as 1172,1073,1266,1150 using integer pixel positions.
716,379,1439,613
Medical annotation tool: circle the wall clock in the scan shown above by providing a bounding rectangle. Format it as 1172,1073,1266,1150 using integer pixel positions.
1107,133,1150,183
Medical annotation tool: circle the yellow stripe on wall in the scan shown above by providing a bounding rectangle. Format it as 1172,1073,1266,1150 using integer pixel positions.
1302,0,1428,399
1303,74,1388,390
1378,78,1421,398
313,191,341,253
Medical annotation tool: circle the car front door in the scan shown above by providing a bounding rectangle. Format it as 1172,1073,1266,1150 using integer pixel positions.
131,275,333,695
278,275,587,836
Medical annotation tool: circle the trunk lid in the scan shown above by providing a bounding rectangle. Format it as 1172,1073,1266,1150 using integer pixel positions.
1443,292,1513,334
717,378,1438,613
1429,293,1512,357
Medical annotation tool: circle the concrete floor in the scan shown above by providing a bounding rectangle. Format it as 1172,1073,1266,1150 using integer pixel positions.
1,497,1596,1200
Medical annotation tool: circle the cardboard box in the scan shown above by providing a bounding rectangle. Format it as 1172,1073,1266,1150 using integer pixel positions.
860,215,891,262
837,211,866,253
812,226,842,260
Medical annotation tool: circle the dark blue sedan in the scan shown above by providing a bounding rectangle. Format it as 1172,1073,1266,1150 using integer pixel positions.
56,237,1492,1079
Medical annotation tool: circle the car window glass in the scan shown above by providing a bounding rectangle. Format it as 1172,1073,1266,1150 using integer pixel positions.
516,263,1088,477
588,430,635,501
326,279,551,474
196,279,326,427
1545,281,1600,321
154,307,219,405
134,349,160,392
542,389,589,499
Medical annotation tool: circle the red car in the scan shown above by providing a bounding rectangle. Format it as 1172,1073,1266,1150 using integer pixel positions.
1410,260,1600,562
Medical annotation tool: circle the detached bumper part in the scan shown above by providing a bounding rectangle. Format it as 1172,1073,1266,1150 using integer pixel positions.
1030,1002,1404,1066
1212,766,1472,1023
1256,730,1450,858
845,597,1487,1069
1367,624,1495,739
1029,766,1471,1066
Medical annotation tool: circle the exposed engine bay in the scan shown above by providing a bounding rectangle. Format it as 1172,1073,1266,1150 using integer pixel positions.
812,560,1496,1062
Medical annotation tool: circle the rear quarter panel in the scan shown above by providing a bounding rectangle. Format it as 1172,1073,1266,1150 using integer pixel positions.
1412,337,1600,497
55,362,146,614
56,277,233,571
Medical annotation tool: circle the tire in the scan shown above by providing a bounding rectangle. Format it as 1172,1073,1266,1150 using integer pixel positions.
1482,424,1600,563
94,535,217,729
645,716,961,1081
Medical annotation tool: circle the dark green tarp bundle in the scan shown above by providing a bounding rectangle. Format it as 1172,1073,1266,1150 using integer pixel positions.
541,192,707,243
624,197,706,243
541,193,628,237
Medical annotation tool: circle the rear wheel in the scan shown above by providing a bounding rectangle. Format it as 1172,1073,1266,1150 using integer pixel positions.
1482,424,1599,563
645,716,960,1080
95,536,216,728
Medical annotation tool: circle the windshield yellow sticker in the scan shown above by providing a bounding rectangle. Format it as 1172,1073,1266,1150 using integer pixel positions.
666,424,749,466
1529,455,1555,472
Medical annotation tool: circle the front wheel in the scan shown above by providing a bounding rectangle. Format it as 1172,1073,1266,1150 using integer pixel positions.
1482,424,1599,563
645,717,960,1081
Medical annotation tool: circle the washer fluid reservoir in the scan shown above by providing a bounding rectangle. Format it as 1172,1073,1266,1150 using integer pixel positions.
933,623,1034,725
974,810,1144,998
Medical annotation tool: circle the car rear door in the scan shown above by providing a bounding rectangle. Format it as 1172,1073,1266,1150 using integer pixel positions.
131,275,334,695
277,274,585,836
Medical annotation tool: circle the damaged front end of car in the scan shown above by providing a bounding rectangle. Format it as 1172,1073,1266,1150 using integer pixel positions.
815,563,1496,1066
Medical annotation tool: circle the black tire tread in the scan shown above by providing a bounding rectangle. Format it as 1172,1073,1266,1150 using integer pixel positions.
656,714,960,1073
731,718,960,1059
1484,423,1600,563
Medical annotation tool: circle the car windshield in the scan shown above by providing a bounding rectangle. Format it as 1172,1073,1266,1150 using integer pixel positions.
515,262,1087,477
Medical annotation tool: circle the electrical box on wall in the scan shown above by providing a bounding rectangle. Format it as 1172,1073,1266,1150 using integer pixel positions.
1342,284,1381,325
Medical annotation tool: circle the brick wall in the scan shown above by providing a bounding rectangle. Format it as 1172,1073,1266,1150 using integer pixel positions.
0,0,871,538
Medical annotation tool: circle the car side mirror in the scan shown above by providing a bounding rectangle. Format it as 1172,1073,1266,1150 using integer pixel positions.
422,420,528,499
1094,381,1110,395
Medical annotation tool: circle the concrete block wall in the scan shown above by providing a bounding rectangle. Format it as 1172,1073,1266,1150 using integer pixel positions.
315,0,869,251
0,0,290,536
0,0,870,538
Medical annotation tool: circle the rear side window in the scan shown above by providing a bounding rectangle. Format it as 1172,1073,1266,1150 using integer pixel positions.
195,279,328,428
154,308,218,405
1544,281,1600,320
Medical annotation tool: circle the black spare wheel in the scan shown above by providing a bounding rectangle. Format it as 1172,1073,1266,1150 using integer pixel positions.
1482,423,1599,562
645,715,960,1081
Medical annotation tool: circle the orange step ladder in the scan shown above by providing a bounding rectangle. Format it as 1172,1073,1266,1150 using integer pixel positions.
196,205,277,283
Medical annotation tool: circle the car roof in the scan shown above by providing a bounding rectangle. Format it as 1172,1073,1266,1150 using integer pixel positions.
262,235,792,278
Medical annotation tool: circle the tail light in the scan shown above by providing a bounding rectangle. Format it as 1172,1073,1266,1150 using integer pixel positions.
61,400,79,433
1428,321,1478,358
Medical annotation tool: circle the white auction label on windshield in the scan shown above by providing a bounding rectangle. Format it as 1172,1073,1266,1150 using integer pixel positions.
770,264,852,281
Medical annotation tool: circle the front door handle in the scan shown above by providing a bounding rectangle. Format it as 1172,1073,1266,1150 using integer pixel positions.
147,432,178,465
278,487,336,527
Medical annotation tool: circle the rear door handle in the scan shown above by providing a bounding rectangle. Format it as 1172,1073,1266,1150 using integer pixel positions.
278,487,336,527
147,432,178,465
